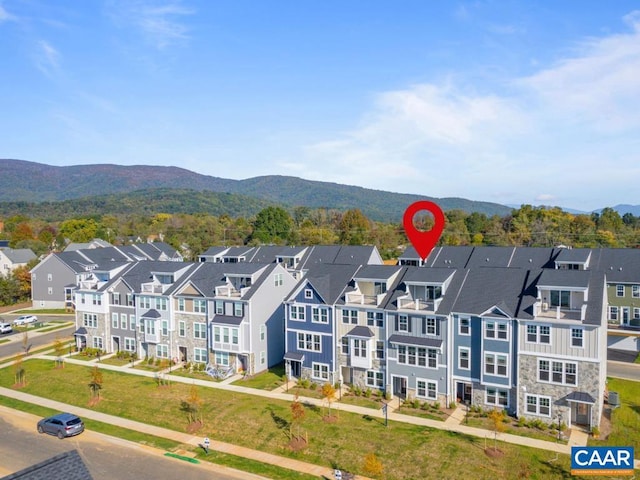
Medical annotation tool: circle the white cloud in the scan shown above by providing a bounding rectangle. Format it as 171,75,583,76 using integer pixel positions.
296,12,640,209
0,3,16,23
106,0,194,49
35,40,61,77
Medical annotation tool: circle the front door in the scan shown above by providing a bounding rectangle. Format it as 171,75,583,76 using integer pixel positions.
112,336,120,352
622,307,630,325
573,403,591,426
456,382,472,404
179,346,187,363
393,376,407,399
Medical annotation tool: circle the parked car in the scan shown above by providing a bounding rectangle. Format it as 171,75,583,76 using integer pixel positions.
13,315,38,326
0,322,12,334
37,413,85,439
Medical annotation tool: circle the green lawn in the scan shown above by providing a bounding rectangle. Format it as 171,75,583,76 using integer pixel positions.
232,364,285,390
0,358,589,479
590,378,640,452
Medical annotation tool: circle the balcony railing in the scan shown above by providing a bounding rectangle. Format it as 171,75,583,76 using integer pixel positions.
397,297,441,312
345,292,383,306
141,283,164,294
215,286,243,298
536,302,586,321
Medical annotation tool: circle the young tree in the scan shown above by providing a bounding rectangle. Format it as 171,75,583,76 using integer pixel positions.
321,382,337,419
487,409,507,452
13,354,26,386
21,331,32,356
184,385,203,425
362,452,384,478
88,366,103,400
290,393,305,440
53,337,66,368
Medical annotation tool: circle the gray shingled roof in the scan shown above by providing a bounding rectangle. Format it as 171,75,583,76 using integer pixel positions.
2,449,93,480
388,334,443,348
211,315,243,326
0,247,36,264
508,247,557,269
354,265,402,281
537,269,590,289
346,326,375,338
424,246,475,268
402,267,455,284
299,263,361,305
465,246,517,268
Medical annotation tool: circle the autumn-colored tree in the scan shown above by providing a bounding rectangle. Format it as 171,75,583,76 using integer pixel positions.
184,385,203,425
362,452,384,477
339,209,371,245
290,393,305,440
487,409,507,451
14,354,26,386
88,366,103,399
321,382,337,418
53,337,66,368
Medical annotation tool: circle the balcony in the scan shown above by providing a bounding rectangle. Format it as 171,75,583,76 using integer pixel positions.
397,297,441,312
215,286,243,298
345,292,383,306
536,302,586,321
141,283,165,294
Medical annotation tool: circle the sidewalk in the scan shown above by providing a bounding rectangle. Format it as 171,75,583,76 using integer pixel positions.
3,352,638,474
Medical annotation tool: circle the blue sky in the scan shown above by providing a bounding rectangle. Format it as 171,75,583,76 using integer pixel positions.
1,1,639,211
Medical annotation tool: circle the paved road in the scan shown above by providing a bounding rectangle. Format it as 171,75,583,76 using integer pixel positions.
0,316,74,359
607,360,640,382
0,406,255,480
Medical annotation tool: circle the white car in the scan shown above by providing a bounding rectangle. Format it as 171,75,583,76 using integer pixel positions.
0,322,12,334
13,315,38,326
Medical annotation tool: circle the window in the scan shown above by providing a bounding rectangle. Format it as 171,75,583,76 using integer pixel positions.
215,301,224,315
156,344,168,358
397,346,437,368
376,340,385,359
194,299,206,313
83,313,97,328
539,359,577,385
374,281,387,295
617,285,625,297
633,285,640,298
526,394,551,416
232,328,238,345
156,297,168,311
179,321,186,337
126,293,134,306
260,351,266,365
342,309,358,324
312,307,328,324
312,362,329,381
194,323,206,339
571,328,583,348
233,302,243,317
305,289,313,299
486,388,508,407
367,312,384,327
485,322,495,339
112,293,121,305
341,337,349,354
297,333,321,352
129,315,136,331
92,294,102,306
260,325,265,341
417,380,437,400
497,323,508,340
120,314,127,330
92,337,103,349
423,317,437,335
124,337,135,352
353,339,367,358
178,298,185,311
398,315,409,332
550,290,570,308
112,313,119,329
459,317,470,335
194,348,207,363
484,353,507,377
161,320,168,336
215,351,229,366
139,296,151,309
274,273,283,287
366,371,384,388
527,324,551,344
634,308,640,320
291,305,305,321
609,306,619,321
459,348,470,370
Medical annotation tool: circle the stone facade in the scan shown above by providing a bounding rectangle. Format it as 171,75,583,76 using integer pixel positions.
517,354,602,427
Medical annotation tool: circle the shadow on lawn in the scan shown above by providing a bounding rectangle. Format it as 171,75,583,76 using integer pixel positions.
265,405,290,433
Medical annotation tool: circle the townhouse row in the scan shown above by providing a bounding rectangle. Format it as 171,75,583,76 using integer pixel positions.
31,244,640,431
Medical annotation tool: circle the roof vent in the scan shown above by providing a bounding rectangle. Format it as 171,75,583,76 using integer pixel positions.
619,267,623,271
529,259,532,263
486,258,490,262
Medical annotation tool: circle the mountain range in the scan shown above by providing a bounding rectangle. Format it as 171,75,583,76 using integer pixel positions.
0,159,637,222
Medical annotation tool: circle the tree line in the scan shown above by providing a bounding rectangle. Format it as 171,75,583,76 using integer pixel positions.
2,205,640,263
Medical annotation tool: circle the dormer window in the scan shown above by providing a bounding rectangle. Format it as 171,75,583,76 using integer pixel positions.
374,282,387,295
550,290,570,308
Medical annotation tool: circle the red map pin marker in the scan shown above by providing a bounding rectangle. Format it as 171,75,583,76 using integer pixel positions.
403,201,445,260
